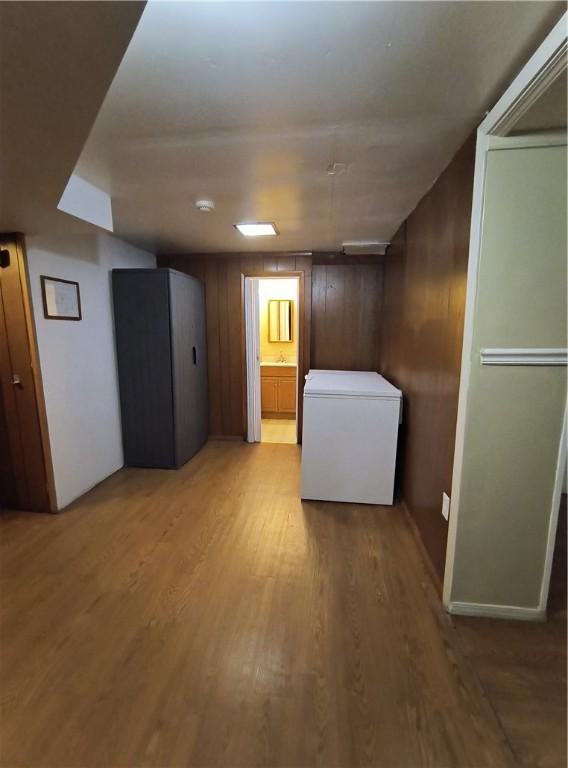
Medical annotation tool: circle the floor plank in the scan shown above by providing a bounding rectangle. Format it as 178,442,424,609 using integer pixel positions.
452,614,566,768
0,441,557,767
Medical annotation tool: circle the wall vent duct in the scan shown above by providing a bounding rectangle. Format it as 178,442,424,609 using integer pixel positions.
341,241,390,256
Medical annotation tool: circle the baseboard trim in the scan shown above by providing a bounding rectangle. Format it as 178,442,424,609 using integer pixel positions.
400,499,443,595
448,600,546,621
56,464,124,512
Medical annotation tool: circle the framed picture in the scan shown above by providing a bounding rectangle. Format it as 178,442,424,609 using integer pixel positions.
40,276,82,321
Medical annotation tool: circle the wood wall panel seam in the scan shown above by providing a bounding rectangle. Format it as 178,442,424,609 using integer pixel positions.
311,263,382,372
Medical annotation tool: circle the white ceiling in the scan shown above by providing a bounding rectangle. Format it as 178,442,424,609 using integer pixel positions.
45,2,568,252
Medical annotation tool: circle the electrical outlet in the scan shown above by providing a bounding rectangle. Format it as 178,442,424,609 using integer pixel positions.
442,492,450,521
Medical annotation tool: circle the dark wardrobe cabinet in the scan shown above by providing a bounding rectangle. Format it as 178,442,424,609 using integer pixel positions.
112,268,208,469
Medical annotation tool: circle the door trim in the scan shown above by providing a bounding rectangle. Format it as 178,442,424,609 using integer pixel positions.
442,12,568,611
539,406,567,613
244,277,261,442
241,271,305,443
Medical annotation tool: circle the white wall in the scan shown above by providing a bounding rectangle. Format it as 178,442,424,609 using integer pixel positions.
26,232,155,509
58,174,113,231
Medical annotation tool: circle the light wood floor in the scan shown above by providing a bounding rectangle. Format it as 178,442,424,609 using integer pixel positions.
261,418,297,444
0,441,564,767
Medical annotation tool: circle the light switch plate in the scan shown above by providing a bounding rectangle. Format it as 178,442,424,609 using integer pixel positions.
442,492,450,521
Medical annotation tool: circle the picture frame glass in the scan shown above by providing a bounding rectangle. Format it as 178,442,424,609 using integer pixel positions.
41,276,81,320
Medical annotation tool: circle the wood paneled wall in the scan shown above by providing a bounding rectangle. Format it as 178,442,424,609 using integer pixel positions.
158,253,313,438
380,135,476,581
158,252,384,439
312,263,382,371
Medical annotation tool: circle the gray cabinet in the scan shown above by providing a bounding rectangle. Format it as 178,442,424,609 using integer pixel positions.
112,268,208,469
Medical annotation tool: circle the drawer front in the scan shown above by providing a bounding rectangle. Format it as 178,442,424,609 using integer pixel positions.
261,365,296,378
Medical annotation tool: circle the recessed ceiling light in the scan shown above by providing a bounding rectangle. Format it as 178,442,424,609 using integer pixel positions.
234,222,279,237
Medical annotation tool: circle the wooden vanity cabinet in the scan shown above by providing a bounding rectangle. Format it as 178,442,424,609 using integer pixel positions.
260,366,296,418
261,377,278,413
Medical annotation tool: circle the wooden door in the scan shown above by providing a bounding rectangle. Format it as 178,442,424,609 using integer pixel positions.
261,377,278,413
277,378,296,414
0,234,54,511
0,354,18,508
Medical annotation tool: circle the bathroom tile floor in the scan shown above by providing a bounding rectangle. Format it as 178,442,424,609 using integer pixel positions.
261,418,297,444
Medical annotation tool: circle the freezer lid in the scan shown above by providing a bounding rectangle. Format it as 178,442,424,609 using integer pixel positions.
303,369,402,399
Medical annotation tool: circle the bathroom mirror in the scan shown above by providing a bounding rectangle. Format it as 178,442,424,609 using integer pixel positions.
268,299,293,342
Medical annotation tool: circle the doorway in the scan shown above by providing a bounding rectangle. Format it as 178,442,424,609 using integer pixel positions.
0,234,55,512
442,20,568,615
244,275,300,444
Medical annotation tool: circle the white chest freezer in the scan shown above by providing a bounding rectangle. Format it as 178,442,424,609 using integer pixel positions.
300,370,402,505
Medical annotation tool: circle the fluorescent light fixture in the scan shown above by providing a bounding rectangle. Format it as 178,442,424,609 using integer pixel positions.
234,222,279,237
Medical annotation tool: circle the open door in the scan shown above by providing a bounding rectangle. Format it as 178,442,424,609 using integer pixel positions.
245,276,300,445
244,277,261,443
0,234,55,512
